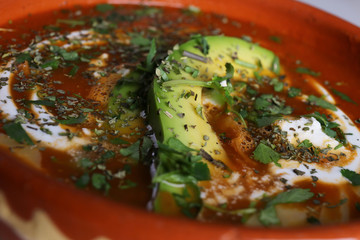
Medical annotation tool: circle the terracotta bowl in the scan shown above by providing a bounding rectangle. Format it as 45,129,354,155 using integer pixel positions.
0,0,360,239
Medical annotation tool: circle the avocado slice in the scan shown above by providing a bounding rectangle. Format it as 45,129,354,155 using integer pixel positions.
149,35,279,216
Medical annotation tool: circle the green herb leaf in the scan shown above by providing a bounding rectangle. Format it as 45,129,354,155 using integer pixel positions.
15,52,32,64
109,138,130,145
271,56,280,75
91,173,110,193
145,39,156,71
341,169,360,186
166,137,195,153
101,150,115,160
24,99,55,107
57,19,86,27
119,179,137,189
307,112,344,142
259,188,314,226
43,25,61,31
254,94,293,115
3,122,34,145
196,105,204,119
56,114,86,125
129,32,151,46
273,82,284,92
259,206,279,226
95,3,115,12
79,158,93,169
253,115,281,127
288,87,301,97
298,139,313,148
68,64,79,76
135,7,162,17
41,59,60,70
191,34,209,55
269,36,282,43
75,173,90,188
331,88,357,105
308,95,337,111
119,136,152,161
61,51,79,61
326,198,347,208
267,188,314,206
191,162,211,181
296,67,321,77
253,143,280,165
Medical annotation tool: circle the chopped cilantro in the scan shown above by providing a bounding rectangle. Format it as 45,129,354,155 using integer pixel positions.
341,169,360,186
68,64,79,76
191,34,209,55
56,114,87,125
253,115,281,127
308,95,337,111
184,65,199,78
91,173,110,193
143,38,157,73
191,162,211,181
79,158,93,169
109,138,130,145
95,3,115,12
41,59,60,70
119,179,137,189
91,18,117,34
296,67,321,77
306,112,341,139
288,87,301,97
101,150,115,160
15,52,32,64
61,51,79,61
259,188,314,226
172,192,201,218
43,25,61,31
270,78,283,92
259,205,278,226
271,56,280,75
298,139,313,148
254,95,289,114
3,122,34,145
56,19,86,27
331,88,357,105
24,99,55,107
269,36,282,43
119,136,152,162
135,7,162,16
334,143,343,150
129,32,151,47
75,173,90,188
196,105,204,119
253,143,280,166
326,198,347,208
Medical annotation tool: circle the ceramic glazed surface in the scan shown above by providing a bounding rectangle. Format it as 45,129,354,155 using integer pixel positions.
0,0,359,239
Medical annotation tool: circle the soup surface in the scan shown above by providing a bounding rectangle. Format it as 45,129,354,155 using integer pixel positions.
1,3,360,227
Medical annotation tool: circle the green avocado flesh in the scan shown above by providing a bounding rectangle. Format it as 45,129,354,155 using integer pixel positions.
148,36,278,216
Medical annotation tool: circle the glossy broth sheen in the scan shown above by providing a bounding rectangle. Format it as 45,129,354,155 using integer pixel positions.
1,4,360,226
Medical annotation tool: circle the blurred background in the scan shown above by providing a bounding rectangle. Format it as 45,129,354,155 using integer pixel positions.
297,0,360,27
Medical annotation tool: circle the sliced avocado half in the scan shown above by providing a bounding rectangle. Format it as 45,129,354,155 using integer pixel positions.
149,35,279,217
